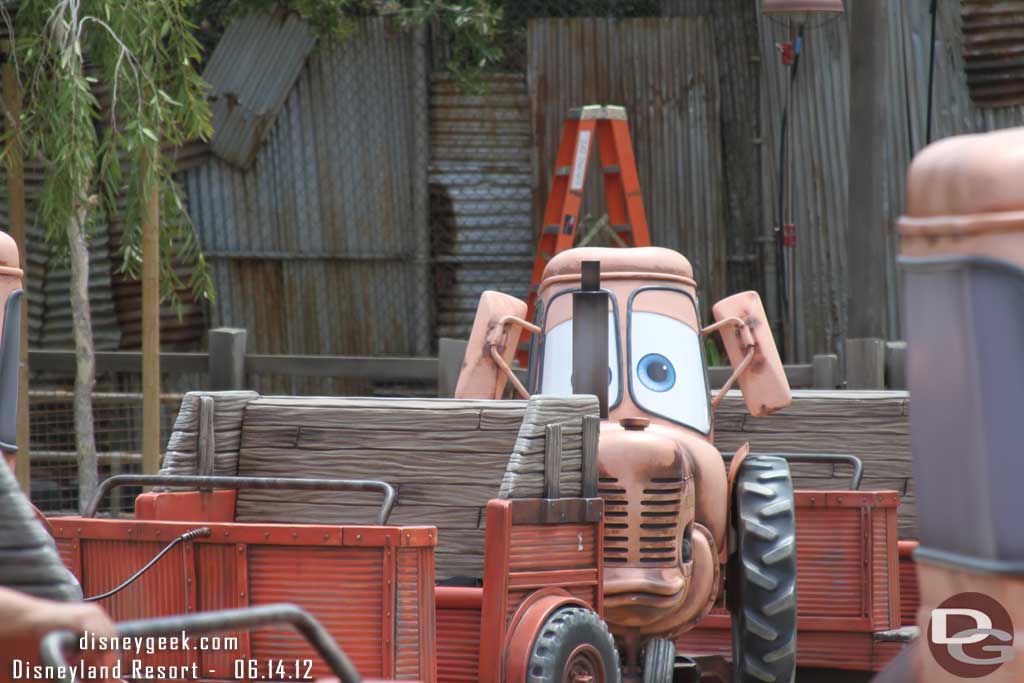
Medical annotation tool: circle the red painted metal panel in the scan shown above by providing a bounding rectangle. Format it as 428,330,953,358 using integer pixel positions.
508,523,596,571
870,506,900,630
436,606,482,683
395,548,424,681
248,545,385,679
795,506,865,619
81,539,191,672
195,543,248,677
54,536,77,570
682,491,902,671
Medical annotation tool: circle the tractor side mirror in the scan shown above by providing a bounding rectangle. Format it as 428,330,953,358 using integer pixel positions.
454,291,538,400
708,291,791,417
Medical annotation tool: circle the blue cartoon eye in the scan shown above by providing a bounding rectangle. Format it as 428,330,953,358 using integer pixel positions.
637,353,676,393
608,367,613,386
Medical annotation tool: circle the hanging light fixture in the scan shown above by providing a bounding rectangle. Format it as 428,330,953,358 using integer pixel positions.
762,0,845,14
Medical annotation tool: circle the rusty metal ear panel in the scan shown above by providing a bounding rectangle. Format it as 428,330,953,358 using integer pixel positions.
455,291,528,400
711,291,791,417
762,0,845,14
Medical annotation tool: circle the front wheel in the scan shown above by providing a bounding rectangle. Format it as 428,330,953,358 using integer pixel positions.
729,455,798,683
526,606,622,683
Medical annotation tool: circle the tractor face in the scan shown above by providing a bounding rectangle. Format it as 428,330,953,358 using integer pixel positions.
535,247,728,638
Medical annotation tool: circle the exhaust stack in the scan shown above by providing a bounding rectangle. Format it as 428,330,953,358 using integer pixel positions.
572,260,609,418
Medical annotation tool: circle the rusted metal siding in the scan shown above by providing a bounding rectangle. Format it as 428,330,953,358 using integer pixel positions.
203,9,317,169
660,1,765,296
756,0,1024,359
961,0,1024,107
436,606,481,683
430,73,533,340
248,545,385,678
527,18,727,314
186,19,432,367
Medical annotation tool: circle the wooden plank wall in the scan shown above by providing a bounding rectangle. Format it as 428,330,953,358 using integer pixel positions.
715,390,914,537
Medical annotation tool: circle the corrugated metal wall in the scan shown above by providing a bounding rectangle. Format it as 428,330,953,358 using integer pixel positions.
757,0,1024,359
0,158,121,350
527,18,728,314
186,19,432,370
660,0,765,297
430,73,533,340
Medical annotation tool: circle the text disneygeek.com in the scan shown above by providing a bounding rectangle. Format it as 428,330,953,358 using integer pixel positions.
12,630,315,680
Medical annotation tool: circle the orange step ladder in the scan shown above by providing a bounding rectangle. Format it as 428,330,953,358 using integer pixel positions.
520,105,651,365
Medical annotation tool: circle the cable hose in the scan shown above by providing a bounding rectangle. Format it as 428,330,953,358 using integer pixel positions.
83,527,211,602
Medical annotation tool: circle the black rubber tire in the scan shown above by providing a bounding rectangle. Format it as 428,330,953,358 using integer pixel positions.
642,638,676,683
729,455,798,683
526,606,622,683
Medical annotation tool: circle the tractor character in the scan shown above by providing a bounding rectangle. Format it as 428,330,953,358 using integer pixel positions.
457,246,798,683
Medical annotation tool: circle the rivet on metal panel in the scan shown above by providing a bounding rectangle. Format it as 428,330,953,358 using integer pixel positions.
187,578,192,584
837,496,844,504
76,528,81,534
155,530,161,537
356,533,362,541
264,532,270,539
237,544,245,553
323,533,329,541
224,530,230,537
240,592,246,598
292,532,298,539
58,527,63,534
126,528,133,534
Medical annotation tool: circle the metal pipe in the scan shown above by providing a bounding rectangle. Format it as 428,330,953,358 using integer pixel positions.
39,604,361,683
83,475,397,525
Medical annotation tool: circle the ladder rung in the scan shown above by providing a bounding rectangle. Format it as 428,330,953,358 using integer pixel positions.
603,165,621,174
543,224,560,235
554,166,571,176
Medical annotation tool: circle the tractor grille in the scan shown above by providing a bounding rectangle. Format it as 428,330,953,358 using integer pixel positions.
598,475,690,566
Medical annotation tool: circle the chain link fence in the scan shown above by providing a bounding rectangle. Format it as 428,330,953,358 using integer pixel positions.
28,372,196,516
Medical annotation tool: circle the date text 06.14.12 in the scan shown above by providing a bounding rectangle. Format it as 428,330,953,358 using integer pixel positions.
234,659,314,680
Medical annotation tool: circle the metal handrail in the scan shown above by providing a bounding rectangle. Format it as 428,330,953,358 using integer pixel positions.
39,604,361,683
723,452,864,490
83,474,397,524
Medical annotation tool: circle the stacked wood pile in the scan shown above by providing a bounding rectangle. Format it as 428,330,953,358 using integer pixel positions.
715,390,914,536
158,390,259,482
231,395,599,579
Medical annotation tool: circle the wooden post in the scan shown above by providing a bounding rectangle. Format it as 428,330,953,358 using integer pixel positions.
885,341,907,390
141,147,161,475
436,337,468,398
208,328,247,390
543,423,562,500
847,0,888,370
812,354,839,390
845,338,885,390
2,41,29,492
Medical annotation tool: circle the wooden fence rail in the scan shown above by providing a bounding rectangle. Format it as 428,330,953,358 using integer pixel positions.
28,328,846,393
